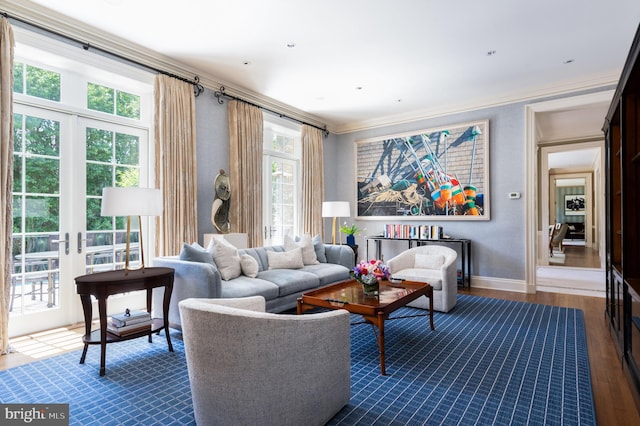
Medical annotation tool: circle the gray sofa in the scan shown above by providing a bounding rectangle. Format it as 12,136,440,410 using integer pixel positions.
152,243,354,329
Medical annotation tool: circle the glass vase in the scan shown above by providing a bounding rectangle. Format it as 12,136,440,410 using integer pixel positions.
361,276,379,296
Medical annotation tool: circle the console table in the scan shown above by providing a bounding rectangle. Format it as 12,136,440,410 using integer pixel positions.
365,236,471,288
75,267,174,376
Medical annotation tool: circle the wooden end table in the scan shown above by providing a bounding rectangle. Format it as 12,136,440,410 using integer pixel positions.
75,267,174,376
297,279,434,375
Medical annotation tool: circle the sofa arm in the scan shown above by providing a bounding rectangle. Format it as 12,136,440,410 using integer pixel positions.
324,244,355,269
151,256,222,328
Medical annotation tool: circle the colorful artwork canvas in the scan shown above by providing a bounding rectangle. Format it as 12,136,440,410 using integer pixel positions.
356,120,489,220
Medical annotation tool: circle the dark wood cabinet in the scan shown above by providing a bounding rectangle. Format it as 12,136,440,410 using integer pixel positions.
604,22,640,399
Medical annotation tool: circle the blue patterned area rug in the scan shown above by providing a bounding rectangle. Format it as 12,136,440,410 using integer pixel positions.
0,295,595,425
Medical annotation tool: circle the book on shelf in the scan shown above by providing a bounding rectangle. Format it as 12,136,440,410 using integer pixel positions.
107,320,152,336
382,224,443,240
111,309,151,327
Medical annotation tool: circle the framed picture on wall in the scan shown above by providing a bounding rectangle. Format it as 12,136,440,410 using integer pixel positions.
355,120,489,220
565,194,585,215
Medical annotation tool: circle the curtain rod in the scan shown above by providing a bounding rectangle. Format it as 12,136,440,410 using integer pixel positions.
1,11,204,97
214,86,329,137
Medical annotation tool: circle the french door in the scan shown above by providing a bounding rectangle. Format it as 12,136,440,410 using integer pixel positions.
10,105,150,336
263,156,298,246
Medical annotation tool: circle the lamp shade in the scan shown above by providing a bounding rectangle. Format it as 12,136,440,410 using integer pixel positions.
101,187,162,217
321,201,350,218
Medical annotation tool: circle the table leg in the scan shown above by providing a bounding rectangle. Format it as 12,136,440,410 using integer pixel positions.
79,294,92,365
428,286,434,330
377,311,386,375
146,289,153,343
98,296,107,376
466,241,471,288
162,283,174,352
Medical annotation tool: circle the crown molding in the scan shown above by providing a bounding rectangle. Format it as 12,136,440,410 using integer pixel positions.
331,73,619,134
2,0,330,132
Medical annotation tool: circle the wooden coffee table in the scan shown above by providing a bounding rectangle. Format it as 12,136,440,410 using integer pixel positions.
297,279,433,375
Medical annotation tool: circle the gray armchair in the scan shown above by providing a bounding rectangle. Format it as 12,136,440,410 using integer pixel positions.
386,245,458,312
178,296,351,426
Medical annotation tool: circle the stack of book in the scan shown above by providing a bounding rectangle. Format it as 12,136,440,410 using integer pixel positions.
107,309,152,336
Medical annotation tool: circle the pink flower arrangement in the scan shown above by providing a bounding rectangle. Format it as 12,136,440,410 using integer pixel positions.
351,259,390,284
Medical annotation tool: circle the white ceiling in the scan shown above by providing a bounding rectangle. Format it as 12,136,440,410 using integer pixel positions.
5,0,640,133
548,148,600,170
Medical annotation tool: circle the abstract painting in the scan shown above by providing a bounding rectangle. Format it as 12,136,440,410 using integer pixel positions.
355,120,489,220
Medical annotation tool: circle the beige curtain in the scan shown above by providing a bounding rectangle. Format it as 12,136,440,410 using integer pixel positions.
0,18,14,355
154,74,198,256
301,125,325,238
228,100,263,247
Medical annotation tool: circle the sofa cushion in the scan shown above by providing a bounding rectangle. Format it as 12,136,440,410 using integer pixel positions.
180,242,214,265
415,253,445,270
285,234,319,265
301,263,350,286
391,269,443,290
312,234,327,263
220,276,280,300
257,269,320,297
267,248,304,270
238,247,269,272
211,238,242,280
239,254,259,278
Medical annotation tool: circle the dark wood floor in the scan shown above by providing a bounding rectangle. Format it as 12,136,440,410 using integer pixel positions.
1,287,639,424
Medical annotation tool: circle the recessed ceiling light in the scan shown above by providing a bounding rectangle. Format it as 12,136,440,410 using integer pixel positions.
397,99,402,103
355,86,363,90
286,42,296,48
486,50,497,56
243,61,251,66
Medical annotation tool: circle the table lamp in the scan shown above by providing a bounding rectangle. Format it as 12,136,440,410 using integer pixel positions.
101,187,162,271
322,201,350,244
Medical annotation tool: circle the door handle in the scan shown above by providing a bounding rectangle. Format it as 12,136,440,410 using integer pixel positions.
52,232,70,255
78,232,87,254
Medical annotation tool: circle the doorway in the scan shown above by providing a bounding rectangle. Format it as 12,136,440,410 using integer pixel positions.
525,91,611,296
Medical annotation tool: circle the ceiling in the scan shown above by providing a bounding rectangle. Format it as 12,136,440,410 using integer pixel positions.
5,0,640,133
6,0,640,133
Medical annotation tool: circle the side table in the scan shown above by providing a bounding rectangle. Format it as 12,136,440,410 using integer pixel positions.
75,267,174,376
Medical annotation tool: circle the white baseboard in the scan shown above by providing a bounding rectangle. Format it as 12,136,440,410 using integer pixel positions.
468,274,606,298
470,276,528,293
536,285,605,298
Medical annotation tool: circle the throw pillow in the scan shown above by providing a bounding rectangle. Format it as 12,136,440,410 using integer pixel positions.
267,247,304,270
239,254,259,278
312,234,327,263
179,242,215,265
414,253,445,270
285,234,319,265
211,237,242,280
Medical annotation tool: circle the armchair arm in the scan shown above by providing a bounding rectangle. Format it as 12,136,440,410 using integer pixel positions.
439,253,458,311
387,251,415,275
184,296,266,313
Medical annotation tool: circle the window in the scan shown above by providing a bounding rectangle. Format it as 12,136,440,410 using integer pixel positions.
263,116,301,245
87,82,141,119
13,62,61,101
